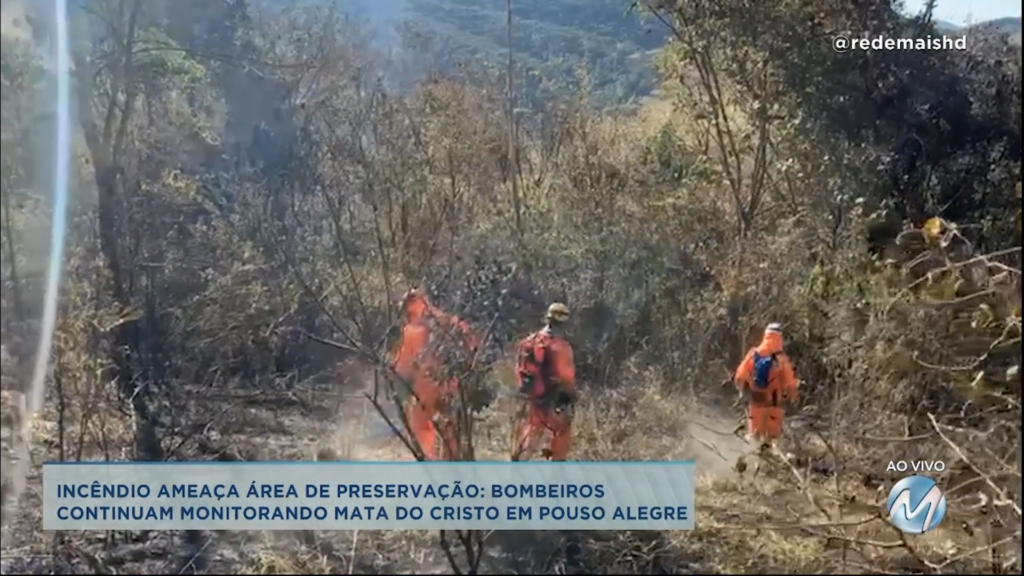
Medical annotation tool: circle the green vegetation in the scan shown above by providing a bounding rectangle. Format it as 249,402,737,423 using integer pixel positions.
404,0,665,108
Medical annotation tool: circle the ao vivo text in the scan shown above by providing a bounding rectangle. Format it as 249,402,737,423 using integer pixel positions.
886,460,946,473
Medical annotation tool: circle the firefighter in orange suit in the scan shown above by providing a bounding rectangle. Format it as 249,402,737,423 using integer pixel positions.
734,322,799,451
390,289,478,460
512,303,576,461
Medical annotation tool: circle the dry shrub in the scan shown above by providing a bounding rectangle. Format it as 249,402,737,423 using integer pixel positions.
42,253,133,462
1,386,29,528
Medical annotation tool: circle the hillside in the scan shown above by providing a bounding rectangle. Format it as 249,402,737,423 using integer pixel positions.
980,16,1023,43
406,0,665,107
977,16,1023,34
329,0,666,108
936,15,1022,38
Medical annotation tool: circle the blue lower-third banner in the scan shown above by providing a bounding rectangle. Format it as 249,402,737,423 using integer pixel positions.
43,461,695,531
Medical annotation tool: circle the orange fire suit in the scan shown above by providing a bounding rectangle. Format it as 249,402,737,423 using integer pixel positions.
390,292,478,460
512,328,576,461
734,330,798,445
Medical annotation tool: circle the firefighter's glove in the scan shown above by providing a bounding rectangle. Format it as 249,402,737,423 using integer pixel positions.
556,388,576,407
551,387,576,418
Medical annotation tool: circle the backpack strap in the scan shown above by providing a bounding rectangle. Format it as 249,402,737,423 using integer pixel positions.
518,331,554,393
752,350,780,366
536,333,554,380
527,331,552,369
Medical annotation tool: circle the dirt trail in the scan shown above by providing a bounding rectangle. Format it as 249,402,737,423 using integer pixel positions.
327,388,507,462
327,360,752,472
681,407,750,480
314,382,754,573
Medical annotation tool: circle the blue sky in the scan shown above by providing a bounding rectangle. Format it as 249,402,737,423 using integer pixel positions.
903,0,1021,25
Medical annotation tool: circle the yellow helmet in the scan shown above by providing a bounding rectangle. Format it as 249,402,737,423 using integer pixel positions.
545,302,570,324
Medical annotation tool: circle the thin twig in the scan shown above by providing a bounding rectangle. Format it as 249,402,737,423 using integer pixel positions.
928,413,1022,517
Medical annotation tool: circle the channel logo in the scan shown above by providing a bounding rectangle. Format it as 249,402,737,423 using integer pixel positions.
886,475,946,534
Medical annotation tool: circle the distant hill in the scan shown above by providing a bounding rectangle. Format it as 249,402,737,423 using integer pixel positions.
976,17,1023,44
401,0,667,108
247,0,667,108
979,16,1023,35
934,16,1021,35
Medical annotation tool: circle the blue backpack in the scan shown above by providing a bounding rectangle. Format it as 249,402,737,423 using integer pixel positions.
751,351,778,390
